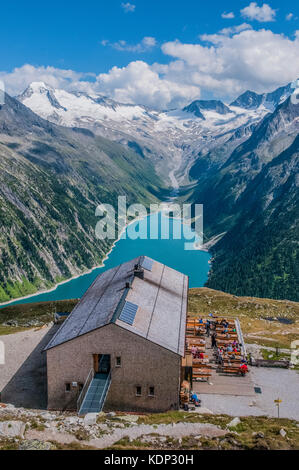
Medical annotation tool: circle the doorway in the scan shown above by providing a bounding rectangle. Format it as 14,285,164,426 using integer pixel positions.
93,354,111,374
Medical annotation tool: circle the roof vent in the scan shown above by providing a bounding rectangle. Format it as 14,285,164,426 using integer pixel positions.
125,282,131,289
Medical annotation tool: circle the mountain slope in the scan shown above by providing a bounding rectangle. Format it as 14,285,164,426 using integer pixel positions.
230,82,293,111
191,97,299,236
190,98,299,301
10,79,299,302
207,135,299,300
183,100,231,118
18,82,272,186
0,93,164,302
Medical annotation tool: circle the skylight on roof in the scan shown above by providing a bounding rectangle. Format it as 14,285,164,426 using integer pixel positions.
119,301,138,325
142,257,153,271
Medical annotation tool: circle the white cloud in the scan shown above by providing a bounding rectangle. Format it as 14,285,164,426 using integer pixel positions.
2,27,299,110
221,12,235,19
97,61,200,109
241,3,276,22
0,64,96,97
101,37,157,52
121,2,135,13
218,23,252,36
97,28,299,107
161,29,299,97
286,13,293,21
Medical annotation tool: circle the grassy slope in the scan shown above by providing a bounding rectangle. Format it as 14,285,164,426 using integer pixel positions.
188,288,299,349
0,299,78,334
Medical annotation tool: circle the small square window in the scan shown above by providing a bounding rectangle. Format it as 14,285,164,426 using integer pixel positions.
149,386,155,397
136,386,142,396
65,383,71,392
116,356,121,367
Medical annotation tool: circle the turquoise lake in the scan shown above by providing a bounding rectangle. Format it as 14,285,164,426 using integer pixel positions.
1,213,211,307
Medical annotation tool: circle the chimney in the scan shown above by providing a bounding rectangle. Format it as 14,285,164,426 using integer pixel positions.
134,265,144,280
125,282,131,289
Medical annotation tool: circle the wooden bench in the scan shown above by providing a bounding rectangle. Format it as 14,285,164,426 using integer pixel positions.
219,367,241,376
219,365,247,376
187,338,206,346
192,367,212,381
222,358,242,364
186,347,205,355
192,356,209,364
216,335,238,340
192,361,210,368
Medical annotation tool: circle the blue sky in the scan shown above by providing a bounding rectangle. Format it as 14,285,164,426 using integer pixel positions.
1,1,299,108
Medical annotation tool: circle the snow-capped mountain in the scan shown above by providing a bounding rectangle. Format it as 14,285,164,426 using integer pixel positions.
17,81,294,187
230,82,293,111
183,100,231,118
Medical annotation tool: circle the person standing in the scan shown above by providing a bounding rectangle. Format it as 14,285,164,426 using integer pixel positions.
206,319,210,337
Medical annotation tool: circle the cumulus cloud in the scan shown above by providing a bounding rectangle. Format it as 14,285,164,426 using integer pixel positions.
286,13,293,21
0,64,96,97
241,2,276,22
217,23,252,36
101,37,157,52
2,27,299,110
121,2,135,13
161,29,299,97
221,12,235,19
97,61,200,109
97,29,299,106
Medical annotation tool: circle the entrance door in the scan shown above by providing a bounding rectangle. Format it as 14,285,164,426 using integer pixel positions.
93,354,110,374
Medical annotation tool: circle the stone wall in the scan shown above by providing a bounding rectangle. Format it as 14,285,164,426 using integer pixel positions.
47,323,181,412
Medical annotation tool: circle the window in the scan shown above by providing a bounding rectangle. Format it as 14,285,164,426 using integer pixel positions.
78,383,84,392
136,386,142,396
65,383,71,392
116,356,121,367
149,386,155,397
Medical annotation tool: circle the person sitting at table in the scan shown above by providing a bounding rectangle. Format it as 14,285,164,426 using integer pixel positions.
239,363,249,376
191,345,197,357
198,317,203,324
190,392,201,406
227,345,233,352
194,347,201,359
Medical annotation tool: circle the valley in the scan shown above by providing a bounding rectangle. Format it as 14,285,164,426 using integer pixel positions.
0,79,298,302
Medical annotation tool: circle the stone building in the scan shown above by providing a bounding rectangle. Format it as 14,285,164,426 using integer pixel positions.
44,256,188,413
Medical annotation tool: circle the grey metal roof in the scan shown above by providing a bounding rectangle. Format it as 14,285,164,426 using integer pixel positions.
45,256,188,356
